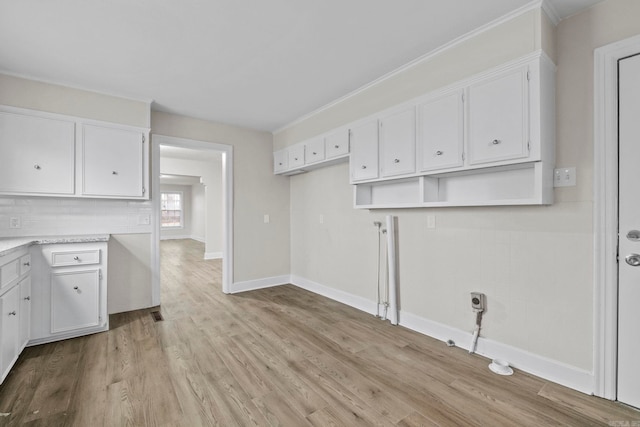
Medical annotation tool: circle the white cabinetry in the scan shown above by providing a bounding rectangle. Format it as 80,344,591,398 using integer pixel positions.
30,241,108,345
350,119,379,182
274,128,350,175
0,111,76,195
379,106,416,178
288,144,305,169
468,65,530,165
0,106,149,200
417,90,464,172
0,245,31,384
305,137,326,165
82,124,146,198
273,149,288,173
325,129,349,159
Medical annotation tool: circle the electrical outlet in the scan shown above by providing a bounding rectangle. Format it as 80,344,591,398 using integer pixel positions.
263,214,270,224
319,214,324,224
427,215,436,229
9,217,21,229
137,214,151,225
554,167,576,187
471,292,486,311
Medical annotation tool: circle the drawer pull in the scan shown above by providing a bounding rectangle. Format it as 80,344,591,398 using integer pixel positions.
492,139,501,145
8,311,16,316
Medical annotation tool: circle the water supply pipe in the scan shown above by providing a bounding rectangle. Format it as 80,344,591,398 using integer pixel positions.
386,215,398,325
469,310,484,354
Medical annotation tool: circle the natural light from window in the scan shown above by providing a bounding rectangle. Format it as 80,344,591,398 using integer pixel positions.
161,192,183,228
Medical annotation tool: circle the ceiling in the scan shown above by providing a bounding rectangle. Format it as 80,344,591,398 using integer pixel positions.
0,0,602,132
160,174,202,186
160,145,222,162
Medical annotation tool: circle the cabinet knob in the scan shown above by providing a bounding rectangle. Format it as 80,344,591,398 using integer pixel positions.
394,159,400,163
278,162,283,166
361,165,367,169
73,286,79,290
312,152,317,155
8,311,16,316
334,145,340,149
112,171,118,175
34,164,41,170
294,157,298,161
73,256,80,261
24,296,30,301
492,139,501,145
23,261,30,266
435,151,444,156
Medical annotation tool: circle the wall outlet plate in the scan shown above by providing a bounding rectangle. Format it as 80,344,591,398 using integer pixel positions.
9,217,21,229
471,292,486,311
554,167,576,187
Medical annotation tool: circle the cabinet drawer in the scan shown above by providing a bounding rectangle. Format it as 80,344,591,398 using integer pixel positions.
51,270,100,333
19,255,31,276
51,250,100,267
0,259,19,291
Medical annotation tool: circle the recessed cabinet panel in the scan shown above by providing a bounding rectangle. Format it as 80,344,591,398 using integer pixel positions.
0,259,19,293
82,124,144,198
418,91,464,172
0,112,75,195
325,129,349,159
51,269,100,333
468,66,529,165
380,107,416,178
305,137,325,165
350,120,379,182
288,144,305,169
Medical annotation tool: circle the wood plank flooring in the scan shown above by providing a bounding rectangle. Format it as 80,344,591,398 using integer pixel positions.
0,238,638,426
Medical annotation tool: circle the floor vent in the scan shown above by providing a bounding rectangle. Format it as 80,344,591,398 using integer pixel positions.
151,311,164,322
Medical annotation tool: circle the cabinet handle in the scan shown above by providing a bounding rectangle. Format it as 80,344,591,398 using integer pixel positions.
294,157,298,161
23,262,30,266
112,171,119,175
334,145,340,149
278,162,283,166
361,165,367,169
73,286,79,290
492,139,501,145
24,296,30,301
34,164,41,170
394,159,400,163
312,152,317,155
435,151,443,156
8,311,16,316
73,256,80,261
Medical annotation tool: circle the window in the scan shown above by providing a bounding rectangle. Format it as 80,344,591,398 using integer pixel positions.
161,192,183,228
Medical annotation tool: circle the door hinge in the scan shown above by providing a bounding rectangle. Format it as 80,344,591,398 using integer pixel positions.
99,270,103,280
462,152,465,161
462,92,465,102
527,70,531,81
527,141,531,151
142,134,146,143
142,187,146,195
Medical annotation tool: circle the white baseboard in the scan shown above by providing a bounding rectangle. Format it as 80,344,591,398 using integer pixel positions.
204,251,223,260
160,234,192,241
230,275,290,294
289,275,595,396
191,236,205,243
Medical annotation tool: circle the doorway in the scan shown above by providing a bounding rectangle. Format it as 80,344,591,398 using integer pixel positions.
594,35,640,406
151,135,233,303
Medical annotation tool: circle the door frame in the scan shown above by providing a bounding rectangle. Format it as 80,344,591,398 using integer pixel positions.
150,134,234,303
593,34,640,400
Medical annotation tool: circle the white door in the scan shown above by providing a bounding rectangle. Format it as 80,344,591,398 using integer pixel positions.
379,106,416,178
618,52,640,409
350,119,379,182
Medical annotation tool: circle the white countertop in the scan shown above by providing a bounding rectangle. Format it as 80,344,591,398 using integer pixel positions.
0,235,110,257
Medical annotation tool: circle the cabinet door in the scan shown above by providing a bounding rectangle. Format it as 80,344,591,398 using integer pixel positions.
287,144,305,169
82,124,145,198
325,129,349,159
468,66,529,165
1,285,20,381
350,120,379,182
418,90,464,172
379,107,416,178
305,137,325,165
19,277,31,351
51,270,100,333
0,111,75,195
273,149,288,173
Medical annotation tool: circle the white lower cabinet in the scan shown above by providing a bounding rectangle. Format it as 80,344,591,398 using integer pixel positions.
18,276,31,353
0,285,20,383
30,241,108,345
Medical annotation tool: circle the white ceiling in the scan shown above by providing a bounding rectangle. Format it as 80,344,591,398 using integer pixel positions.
0,0,602,132
160,174,202,186
160,145,222,162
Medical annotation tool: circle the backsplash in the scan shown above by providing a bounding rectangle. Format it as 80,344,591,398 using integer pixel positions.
0,196,153,237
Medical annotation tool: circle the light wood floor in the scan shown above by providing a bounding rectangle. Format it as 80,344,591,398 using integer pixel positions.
0,238,638,426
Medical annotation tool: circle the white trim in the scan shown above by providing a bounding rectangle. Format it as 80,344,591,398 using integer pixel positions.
540,0,561,26
273,0,545,135
230,275,290,294
593,34,640,400
204,252,222,260
291,275,378,315
289,275,594,394
151,134,234,304
159,235,205,242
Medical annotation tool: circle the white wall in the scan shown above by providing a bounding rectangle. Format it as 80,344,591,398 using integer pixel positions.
191,183,206,241
159,184,193,240
159,156,223,258
274,3,640,393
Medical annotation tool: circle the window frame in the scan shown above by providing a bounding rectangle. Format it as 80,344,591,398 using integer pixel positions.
160,191,184,229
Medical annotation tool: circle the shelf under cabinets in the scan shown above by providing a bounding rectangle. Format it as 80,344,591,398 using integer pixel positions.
354,161,553,209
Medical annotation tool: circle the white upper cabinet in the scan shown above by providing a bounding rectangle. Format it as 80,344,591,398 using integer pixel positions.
350,119,379,182
273,149,288,173
0,106,149,200
468,65,530,165
82,124,146,198
379,106,416,178
417,89,464,172
0,111,76,195
288,143,305,169
325,129,349,159
305,137,325,165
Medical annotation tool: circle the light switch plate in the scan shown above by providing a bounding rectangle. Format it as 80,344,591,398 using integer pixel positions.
554,167,576,187
264,214,270,224
9,217,21,229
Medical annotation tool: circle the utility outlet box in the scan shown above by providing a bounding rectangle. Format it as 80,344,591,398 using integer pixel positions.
471,292,486,311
